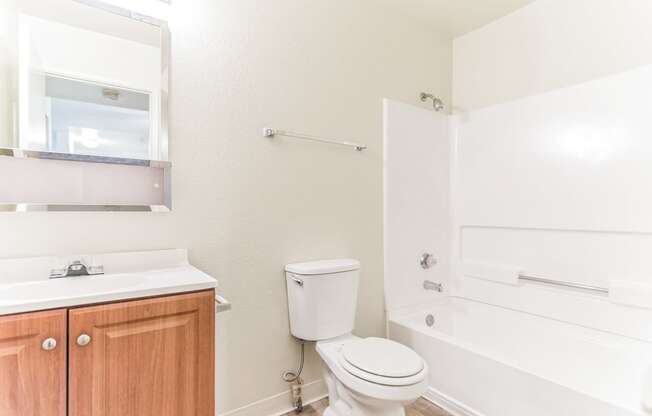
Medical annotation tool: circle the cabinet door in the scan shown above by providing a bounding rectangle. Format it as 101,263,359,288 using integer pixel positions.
69,290,215,416
0,309,67,416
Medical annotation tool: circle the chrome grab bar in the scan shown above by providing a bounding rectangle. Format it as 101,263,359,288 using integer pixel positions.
518,274,609,295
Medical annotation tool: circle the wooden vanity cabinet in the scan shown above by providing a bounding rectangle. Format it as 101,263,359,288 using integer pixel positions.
69,290,215,416
0,290,215,416
0,309,67,416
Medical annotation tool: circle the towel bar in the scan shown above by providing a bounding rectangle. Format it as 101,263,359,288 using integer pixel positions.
263,128,367,151
519,274,608,295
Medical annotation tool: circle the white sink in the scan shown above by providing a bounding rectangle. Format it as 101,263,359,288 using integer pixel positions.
0,252,218,316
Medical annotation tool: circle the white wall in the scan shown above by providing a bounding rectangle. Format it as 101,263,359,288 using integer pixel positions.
452,0,652,340
453,0,652,111
0,0,452,414
383,99,451,313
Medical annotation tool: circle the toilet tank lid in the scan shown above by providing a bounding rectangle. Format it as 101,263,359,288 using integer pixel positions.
285,259,360,275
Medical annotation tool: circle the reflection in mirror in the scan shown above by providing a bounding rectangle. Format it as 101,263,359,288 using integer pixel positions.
45,76,151,159
0,0,167,161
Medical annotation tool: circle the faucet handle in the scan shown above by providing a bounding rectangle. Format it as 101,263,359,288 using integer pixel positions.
420,253,437,269
49,267,68,279
86,264,105,275
49,259,104,279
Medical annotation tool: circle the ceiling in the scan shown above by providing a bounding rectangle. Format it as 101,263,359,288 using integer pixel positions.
376,0,536,38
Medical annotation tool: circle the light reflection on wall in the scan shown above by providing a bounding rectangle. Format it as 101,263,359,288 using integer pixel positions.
555,123,627,164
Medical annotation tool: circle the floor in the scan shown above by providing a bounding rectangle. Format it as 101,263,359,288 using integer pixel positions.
282,397,451,416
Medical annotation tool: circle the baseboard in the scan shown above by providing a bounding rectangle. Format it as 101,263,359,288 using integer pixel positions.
219,380,328,416
423,387,484,416
219,382,477,416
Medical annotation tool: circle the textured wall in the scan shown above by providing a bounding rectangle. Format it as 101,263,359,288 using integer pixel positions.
0,0,451,413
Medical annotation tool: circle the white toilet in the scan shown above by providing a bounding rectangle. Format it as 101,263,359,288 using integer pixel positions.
285,259,428,416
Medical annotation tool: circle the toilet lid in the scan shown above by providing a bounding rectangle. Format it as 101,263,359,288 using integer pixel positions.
341,338,424,379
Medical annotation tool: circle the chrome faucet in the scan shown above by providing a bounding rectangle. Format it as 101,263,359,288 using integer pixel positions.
419,253,437,269
423,280,443,292
50,260,104,279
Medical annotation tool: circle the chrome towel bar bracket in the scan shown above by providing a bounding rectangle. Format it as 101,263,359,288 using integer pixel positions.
215,294,232,313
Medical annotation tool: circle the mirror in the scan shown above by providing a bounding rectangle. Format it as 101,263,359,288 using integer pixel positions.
0,0,169,161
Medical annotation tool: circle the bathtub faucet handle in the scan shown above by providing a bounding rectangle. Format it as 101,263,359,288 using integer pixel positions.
420,253,437,269
423,280,443,293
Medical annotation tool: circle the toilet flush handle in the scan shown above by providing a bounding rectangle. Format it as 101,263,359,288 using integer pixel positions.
289,274,304,287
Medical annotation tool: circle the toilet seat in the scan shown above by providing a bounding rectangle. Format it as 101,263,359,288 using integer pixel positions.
317,335,429,403
339,338,426,386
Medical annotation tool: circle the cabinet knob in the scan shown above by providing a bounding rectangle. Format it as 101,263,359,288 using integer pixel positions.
42,337,57,351
77,334,92,347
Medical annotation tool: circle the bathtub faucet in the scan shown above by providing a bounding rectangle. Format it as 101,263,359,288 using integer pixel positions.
423,280,443,292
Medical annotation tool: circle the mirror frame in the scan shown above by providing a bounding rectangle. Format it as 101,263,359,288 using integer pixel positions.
0,0,172,212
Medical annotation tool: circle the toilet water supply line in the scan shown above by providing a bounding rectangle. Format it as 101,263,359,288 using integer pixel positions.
283,339,306,412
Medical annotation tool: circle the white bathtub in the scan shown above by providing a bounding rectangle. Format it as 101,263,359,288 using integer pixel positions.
388,297,652,416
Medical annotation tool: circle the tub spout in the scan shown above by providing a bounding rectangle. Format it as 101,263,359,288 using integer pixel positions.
424,280,443,292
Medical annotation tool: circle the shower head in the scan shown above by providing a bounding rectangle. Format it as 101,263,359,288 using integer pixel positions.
420,92,444,112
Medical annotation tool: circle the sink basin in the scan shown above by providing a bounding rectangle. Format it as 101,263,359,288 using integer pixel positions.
56,274,149,291
0,266,217,315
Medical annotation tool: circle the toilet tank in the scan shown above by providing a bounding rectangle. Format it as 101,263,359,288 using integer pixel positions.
285,259,360,341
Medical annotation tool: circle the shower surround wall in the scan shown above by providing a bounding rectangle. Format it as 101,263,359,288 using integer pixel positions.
385,1,652,414
453,0,652,111
451,0,652,330
383,99,452,313
384,93,652,415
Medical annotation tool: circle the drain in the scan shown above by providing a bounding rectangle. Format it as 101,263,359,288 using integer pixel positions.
425,314,435,327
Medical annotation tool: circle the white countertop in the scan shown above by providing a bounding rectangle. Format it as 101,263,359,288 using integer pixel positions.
0,265,218,316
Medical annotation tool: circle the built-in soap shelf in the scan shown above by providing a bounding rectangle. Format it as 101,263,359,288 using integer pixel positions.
462,261,652,310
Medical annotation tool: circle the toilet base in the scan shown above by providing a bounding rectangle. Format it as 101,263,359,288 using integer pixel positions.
322,367,409,416
323,403,405,416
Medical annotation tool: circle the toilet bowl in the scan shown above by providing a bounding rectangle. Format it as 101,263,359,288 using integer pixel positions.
317,335,428,416
285,259,428,416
